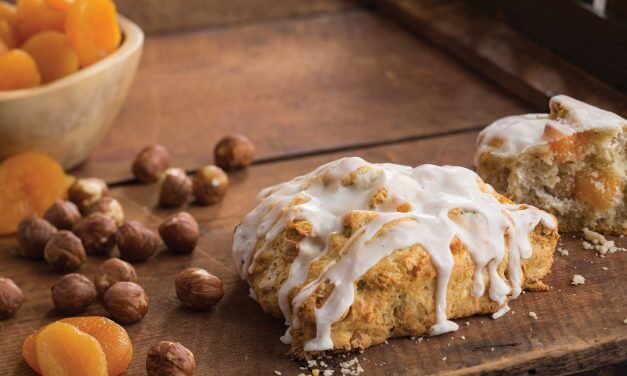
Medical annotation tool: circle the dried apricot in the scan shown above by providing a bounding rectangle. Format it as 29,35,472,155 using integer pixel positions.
22,31,78,83
574,168,622,210
0,19,17,48
0,50,41,91
0,2,16,26
0,152,67,235
549,132,590,163
15,0,65,43
22,331,41,374
65,0,120,67
45,0,73,12
61,317,133,376
36,322,108,376
0,38,7,54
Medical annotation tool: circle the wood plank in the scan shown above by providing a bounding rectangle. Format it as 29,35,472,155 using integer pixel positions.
116,0,357,34
2,131,625,375
72,9,531,183
371,0,627,116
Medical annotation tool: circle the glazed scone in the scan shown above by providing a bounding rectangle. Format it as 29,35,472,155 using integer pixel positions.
232,157,558,357
476,95,626,234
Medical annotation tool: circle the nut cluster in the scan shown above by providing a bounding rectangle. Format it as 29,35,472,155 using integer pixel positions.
146,341,196,376
175,268,223,310
0,278,24,320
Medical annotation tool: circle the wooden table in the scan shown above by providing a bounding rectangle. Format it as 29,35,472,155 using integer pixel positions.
1,1,625,375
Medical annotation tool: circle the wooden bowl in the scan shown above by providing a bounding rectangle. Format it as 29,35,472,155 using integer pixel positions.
0,15,144,170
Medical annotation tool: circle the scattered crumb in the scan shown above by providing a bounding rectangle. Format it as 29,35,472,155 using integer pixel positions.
323,370,334,376
418,337,424,342
308,360,318,368
529,311,538,320
465,321,470,326
572,274,585,285
624,319,627,325
339,358,363,376
442,356,447,361
491,347,495,352
312,370,319,376
582,228,626,254
602,267,609,271
461,336,466,340
274,371,282,375
557,247,569,256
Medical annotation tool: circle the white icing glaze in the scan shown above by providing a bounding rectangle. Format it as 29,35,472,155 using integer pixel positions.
232,157,556,351
476,95,626,165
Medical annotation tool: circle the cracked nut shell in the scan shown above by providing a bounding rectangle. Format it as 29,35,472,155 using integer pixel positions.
72,213,117,256
146,341,196,376
17,216,57,259
51,273,96,315
44,200,82,230
132,144,171,183
175,268,223,310
85,197,125,226
214,134,255,170
116,221,159,262
159,168,192,208
103,281,149,324
0,278,24,320
158,212,199,254
192,165,229,205
44,231,87,272
95,257,138,295
68,178,109,212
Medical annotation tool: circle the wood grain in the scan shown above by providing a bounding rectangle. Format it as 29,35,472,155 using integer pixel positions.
371,0,627,116
72,10,530,183
2,131,625,375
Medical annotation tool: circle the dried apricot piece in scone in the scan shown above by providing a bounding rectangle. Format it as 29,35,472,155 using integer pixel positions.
0,50,41,91
22,31,79,83
65,0,120,67
0,152,67,235
36,322,108,376
15,0,65,43
61,317,133,376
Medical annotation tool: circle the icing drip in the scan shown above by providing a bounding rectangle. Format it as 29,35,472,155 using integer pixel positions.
475,95,626,165
232,158,556,351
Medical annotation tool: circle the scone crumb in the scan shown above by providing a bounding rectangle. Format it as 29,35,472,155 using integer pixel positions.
572,274,585,285
323,370,334,376
602,267,609,271
529,311,538,320
465,321,470,326
624,319,627,325
442,357,447,361
461,335,466,340
491,347,495,352
274,371,282,375
582,228,626,254
556,247,569,256
339,358,364,375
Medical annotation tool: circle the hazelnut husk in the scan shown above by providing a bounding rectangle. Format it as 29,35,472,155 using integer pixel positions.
0,278,25,320
51,273,97,315
72,213,117,256
103,281,149,324
95,257,138,295
159,168,192,208
44,231,87,272
44,200,82,230
158,212,199,254
175,268,223,310
85,197,125,226
146,341,196,376
116,221,159,262
17,216,57,259
192,165,229,205
68,178,109,212
132,144,171,183
214,134,255,170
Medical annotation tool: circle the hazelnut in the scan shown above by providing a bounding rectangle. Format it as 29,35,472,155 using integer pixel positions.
44,200,82,230
146,341,196,376
72,213,117,256
214,134,255,170
0,278,24,320
116,221,159,262
158,212,199,254
17,216,57,259
69,178,109,212
175,268,223,310
95,257,138,295
103,281,149,324
192,165,228,205
44,231,87,272
51,273,96,315
132,144,171,183
85,197,125,226
159,168,192,208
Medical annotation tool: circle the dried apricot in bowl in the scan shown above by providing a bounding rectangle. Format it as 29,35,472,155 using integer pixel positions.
36,322,108,376
0,152,68,235
22,31,79,83
45,0,73,12
0,50,41,90
66,0,120,67
15,0,66,43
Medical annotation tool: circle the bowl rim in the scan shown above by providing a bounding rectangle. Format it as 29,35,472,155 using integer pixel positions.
0,15,144,102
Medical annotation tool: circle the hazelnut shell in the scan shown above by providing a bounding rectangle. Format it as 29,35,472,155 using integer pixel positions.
214,134,255,170
44,231,87,272
72,213,117,256
68,178,109,212
103,282,149,324
158,212,199,254
44,200,82,230
95,257,138,295
175,268,224,310
192,165,229,205
146,341,196,376
159,168,192,208
132,144,171,183
51,273,97,315
85,197,125,226
17,216,57,259
116,221,159,262
0,278,25,320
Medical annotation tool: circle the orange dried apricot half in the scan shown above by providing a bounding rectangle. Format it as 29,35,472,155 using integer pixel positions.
549,132,590,163
36,322,108,376
0,19,17,48
0,49,41,91
22,31,79,83
15,0,65,43
0,152,68,235
0,38,8,54
45,0,73,12
574,168,622,210
61,317,133,376
22,331,41,374
65,0,120,67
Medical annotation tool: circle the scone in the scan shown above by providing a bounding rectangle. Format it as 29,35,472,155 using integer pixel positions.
476,95,626,234
232,157,558,356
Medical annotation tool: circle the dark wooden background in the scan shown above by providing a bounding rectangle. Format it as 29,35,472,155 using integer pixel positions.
1,1,625,375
